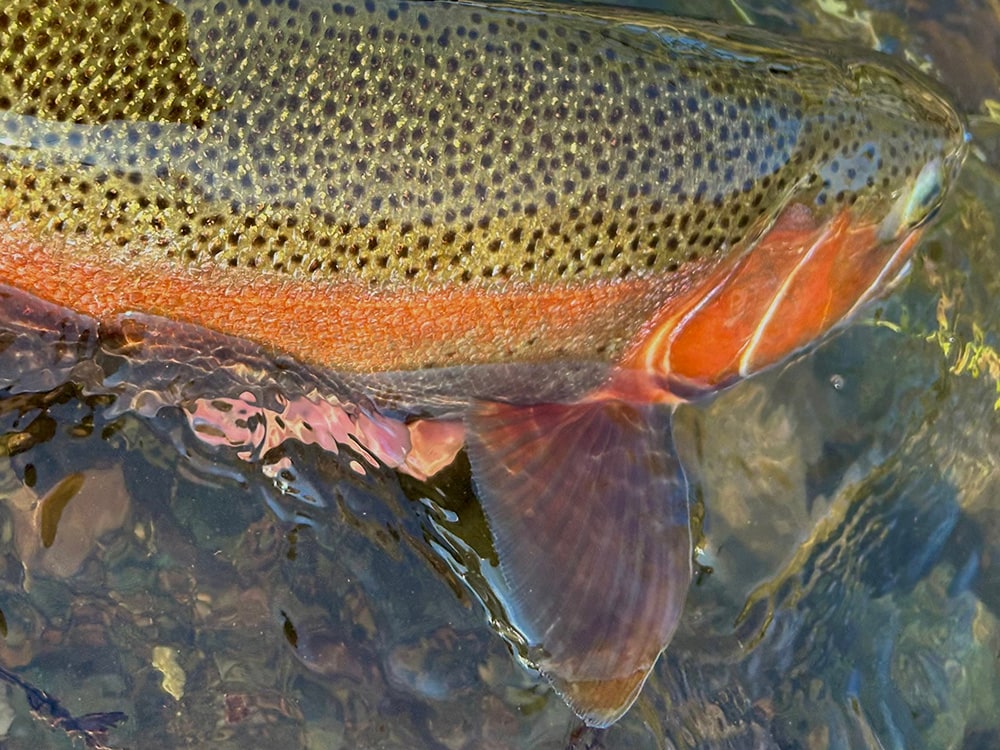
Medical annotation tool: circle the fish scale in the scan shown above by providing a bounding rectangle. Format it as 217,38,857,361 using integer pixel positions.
0,0,937,293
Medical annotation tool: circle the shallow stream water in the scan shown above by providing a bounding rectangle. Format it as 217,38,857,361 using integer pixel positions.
0,0,998,748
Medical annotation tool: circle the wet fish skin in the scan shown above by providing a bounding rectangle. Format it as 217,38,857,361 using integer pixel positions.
0,0,966,376
0,0,969,729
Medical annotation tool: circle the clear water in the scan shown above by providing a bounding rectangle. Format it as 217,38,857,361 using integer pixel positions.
0,1,998,748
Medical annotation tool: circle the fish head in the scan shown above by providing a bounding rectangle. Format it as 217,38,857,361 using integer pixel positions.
637,42,969,396
796,55,968,244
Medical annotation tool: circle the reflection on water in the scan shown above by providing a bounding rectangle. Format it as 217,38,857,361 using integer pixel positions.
0,1,998,748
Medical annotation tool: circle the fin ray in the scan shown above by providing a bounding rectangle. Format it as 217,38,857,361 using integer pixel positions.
467,398,691,726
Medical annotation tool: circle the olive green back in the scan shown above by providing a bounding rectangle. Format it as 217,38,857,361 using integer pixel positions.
0,0,958,288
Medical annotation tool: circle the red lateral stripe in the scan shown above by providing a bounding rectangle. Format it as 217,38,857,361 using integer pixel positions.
0,221,669,373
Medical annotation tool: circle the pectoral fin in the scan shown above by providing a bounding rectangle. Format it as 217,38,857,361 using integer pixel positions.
466,397,691,726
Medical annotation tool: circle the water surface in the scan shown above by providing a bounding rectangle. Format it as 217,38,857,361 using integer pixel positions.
0,0,998,748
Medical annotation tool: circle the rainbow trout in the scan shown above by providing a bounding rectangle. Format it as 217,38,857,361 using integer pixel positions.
0,0,967,726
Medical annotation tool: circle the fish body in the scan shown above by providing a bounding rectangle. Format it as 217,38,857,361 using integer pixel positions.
0,0,967,727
